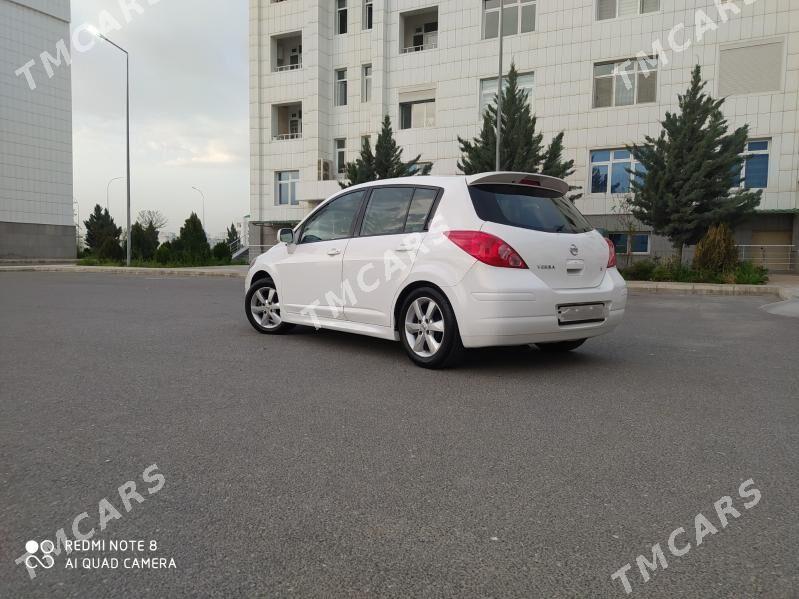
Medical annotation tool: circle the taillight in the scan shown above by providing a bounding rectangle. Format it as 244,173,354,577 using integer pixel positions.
444,230,528,269
605,238,617,268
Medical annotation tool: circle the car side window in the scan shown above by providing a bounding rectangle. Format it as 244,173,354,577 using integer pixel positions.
299,191,366,244
404,188,438,233
360,187,415,237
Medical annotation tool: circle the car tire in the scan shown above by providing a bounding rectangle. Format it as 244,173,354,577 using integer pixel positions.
245,278,295,335
399,287,464,369
535,339,586,352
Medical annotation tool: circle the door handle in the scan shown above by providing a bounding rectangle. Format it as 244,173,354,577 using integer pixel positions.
395,244,416,252
327,249,341,256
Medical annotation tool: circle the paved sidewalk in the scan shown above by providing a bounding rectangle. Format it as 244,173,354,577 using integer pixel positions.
767,273,799,299
2,264,799,299
0,263,249,278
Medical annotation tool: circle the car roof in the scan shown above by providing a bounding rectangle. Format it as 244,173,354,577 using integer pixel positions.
344,175,467,192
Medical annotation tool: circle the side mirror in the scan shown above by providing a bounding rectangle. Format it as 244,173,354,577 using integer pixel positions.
277,228,294,244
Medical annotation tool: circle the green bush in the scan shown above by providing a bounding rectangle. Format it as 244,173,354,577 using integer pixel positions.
636,258,767,285
734,261,769,285
98,237,124,262
175,213,210,265
212,241,232,264
620,259,657,281
693,223,738,273
155,242,173,264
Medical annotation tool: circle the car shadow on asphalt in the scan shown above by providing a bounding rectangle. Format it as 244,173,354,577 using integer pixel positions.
285,325,610,373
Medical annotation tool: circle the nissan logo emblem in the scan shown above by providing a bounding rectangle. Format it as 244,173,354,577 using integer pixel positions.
569,244,579,256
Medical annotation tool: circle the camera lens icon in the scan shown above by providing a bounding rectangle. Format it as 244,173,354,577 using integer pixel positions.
24,540,55,569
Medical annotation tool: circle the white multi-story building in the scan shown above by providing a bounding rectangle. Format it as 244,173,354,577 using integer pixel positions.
0,0,74,260
251,0,799,269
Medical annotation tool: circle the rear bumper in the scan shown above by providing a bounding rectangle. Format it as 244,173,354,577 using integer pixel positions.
446,265,627,348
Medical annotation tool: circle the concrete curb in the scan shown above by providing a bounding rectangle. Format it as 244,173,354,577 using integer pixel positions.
626,280,793,300
3,265,797,301
0,265,247,278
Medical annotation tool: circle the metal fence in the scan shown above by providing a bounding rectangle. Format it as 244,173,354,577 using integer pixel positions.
737,245,796,271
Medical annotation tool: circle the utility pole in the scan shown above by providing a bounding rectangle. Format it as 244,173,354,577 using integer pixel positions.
495,5,504,172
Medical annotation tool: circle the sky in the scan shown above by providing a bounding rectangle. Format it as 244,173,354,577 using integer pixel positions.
71,0,249,238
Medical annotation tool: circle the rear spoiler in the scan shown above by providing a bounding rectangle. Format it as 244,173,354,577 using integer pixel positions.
465,172,570,196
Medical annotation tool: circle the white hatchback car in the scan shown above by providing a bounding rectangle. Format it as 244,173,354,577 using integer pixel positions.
245,172,627,368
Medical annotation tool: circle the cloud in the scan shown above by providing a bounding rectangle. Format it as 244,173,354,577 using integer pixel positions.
71,0,249,234
163,140,239,167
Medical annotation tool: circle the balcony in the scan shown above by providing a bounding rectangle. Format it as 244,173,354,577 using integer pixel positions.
272,33,302,73
399,7,438,54
272,103,302,141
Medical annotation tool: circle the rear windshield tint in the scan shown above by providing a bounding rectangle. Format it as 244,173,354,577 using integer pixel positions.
468,184,593,234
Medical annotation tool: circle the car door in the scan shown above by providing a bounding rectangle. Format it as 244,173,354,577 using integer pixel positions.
343,186,440,327
277,190,367,320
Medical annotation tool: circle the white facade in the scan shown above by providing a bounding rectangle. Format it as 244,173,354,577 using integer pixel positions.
251,0,799,261
0,0,73,259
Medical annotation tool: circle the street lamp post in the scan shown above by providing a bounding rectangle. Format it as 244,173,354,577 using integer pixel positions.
90,28,131,266
191,186,206,229
106,176,124,212
496,4,504,172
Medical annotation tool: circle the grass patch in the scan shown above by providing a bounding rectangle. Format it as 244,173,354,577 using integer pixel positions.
620,259,769,285
77,258,246,268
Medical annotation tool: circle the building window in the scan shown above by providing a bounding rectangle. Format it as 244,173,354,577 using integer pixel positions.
400,9,439,53
273,103,302,140
479,72,534,116
335,138,347,175
336,0,348,34
719,41,784,97
593,57,657,108
738,140,770,189
483,0,536,39
335,69,348,106
363,0,373,29
596,0,659,21
400,100,436,129
273,34,302,72
276,171,299,205
608,232,650,254
590,149,644,194
361,64,372,102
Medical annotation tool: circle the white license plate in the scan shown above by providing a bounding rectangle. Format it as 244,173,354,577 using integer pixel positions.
557,303,607,324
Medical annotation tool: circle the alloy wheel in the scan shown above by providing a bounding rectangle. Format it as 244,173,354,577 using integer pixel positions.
250,286,282,330
404,297,445,358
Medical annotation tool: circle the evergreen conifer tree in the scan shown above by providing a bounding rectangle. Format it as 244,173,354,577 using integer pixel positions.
628,65,761,263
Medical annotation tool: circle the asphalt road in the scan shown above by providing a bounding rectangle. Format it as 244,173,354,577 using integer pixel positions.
0,273,797,599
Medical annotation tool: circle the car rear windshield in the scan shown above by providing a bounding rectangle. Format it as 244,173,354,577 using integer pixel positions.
468,184,593,234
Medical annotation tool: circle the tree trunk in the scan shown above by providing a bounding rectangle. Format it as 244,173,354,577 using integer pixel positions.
675,243,684,266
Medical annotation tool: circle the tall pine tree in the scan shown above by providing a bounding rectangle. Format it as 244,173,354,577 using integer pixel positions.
226,223,239,244
175,213,211,265
458,63,576,191
628,65,761,264
84,205,122,254
341,115,432,188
